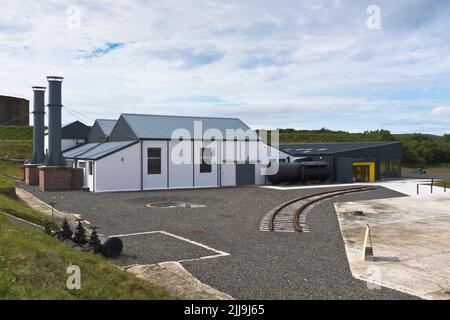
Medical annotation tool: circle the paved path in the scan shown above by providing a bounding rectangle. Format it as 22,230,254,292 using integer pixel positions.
261,178,449,196
18,182,416,299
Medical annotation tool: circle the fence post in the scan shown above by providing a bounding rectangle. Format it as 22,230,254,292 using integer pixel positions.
417,184,419,195
431,178,434,194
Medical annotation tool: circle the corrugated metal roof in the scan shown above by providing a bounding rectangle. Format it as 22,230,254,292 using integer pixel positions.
64,143,100,158
97,119,117,136
280,141,401,156
69,141,138,160
121,114,258,140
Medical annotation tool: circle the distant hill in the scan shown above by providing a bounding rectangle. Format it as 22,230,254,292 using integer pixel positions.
260,128,396,144
394,133,441,141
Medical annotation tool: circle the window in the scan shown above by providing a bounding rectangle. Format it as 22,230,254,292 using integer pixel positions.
88,161,93,175
147,148,161,174
380,159,401,177
200,148,212,173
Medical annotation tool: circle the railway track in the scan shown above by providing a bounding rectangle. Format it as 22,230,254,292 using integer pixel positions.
260,186,379,233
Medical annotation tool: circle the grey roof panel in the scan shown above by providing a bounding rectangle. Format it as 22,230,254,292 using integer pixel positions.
73,140,137,160
64,143,100,158
97,119,117,136
45,120,91,139
280,141,401,156
121,114,257,140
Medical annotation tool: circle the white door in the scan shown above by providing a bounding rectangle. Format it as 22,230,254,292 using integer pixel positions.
220,163,236,186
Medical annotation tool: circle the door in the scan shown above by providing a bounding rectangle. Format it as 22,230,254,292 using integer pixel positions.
236,164,255,185
352,161,375,182
353,165,370,182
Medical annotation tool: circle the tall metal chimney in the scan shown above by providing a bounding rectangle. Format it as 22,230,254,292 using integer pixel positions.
44,76,66,166
31,86,46,164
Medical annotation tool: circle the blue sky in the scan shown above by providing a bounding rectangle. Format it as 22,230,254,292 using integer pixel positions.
0,0,449,134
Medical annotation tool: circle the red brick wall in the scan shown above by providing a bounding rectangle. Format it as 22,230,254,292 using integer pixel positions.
71,168,84,190
39,167,72,192
24,165,40,185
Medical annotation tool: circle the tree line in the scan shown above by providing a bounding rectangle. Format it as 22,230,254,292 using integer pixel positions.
266,128,450,167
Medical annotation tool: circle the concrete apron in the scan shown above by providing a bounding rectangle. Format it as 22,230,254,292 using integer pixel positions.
334,193,450,300
126,262,233,300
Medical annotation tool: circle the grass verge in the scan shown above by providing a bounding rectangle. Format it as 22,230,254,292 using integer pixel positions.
0,193,59,230
0,202,177,299
0,177,15,192
0,126,33,140
434,179,450,188
402,166,450,175
0,160,23,179
0,140,32,159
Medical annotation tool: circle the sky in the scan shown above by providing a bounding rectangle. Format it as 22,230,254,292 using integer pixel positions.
0,0,449,135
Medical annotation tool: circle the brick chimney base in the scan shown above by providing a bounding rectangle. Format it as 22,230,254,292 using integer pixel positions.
24,164,40,185
38,166,72,191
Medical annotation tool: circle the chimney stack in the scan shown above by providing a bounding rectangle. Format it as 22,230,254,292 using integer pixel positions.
44,76,66,166
31,86,46,164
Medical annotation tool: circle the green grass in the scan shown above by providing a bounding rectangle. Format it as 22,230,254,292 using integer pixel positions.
0,200,177,299
0,126,33,159
0,140,32,159
435,179,450,188
0,177,15,192
402,165,450,175
0,126,33,140
0,160,23,179
0,193,59,230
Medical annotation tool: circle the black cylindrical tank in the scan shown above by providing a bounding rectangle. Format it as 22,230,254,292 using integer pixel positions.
267,162,302,184
299,161,331,182
98,235,123,258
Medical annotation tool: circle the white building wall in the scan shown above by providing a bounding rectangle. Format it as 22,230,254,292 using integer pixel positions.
94,143,141,192
76,139,281,193
142,141,168,190
87,161,94,191
254,163,267,185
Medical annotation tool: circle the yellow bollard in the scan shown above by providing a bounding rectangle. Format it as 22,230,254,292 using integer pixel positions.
363,224,374,261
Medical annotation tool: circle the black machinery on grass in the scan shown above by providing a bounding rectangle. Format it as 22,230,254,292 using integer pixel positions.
47,217,123,258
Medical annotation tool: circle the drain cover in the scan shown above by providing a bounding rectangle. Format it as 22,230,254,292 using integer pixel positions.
146,201,206,208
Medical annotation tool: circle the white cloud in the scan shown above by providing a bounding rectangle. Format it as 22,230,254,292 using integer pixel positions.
0,0,449,134
431,106,450,116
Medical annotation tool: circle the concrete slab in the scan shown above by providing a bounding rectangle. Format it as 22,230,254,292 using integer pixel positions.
261,178,449,197
334,194,450,300
126,262,234,300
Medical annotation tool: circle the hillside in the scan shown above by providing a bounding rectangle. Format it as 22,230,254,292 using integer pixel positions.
0,126,32,159
0,125,33,140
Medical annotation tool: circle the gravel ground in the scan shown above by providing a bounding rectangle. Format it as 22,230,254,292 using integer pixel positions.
18,182,417,299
